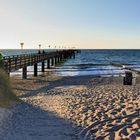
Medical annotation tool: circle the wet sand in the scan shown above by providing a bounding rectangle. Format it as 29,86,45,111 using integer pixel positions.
0,73,140,140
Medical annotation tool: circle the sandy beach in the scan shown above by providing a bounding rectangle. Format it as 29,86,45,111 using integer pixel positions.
1,0,140,139
0,73,140,140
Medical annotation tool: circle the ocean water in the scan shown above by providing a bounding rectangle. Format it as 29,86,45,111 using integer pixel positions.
54,50,140,77
1,49,140,77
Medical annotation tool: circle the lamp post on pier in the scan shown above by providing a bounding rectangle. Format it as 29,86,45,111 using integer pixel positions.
20,42,24,49
39,44,41,50
38,44,41,54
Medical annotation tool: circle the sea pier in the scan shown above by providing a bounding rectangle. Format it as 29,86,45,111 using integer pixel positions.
0,50,77,79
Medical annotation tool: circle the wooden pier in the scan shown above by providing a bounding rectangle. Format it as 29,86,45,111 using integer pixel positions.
1,50,77,79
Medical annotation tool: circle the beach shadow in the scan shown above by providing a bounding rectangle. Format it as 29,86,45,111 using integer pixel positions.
11,76,140,139
18,76,124,98
18,76,93,98
0,102,80,140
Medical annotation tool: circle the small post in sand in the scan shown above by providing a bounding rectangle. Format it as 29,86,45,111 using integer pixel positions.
123,71,136,85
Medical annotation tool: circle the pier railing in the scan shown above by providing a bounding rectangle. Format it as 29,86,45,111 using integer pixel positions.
1,50,76,79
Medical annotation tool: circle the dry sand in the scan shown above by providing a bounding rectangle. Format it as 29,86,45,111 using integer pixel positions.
0,73,140,140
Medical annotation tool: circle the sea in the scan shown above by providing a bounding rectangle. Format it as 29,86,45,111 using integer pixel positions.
1,49,140,78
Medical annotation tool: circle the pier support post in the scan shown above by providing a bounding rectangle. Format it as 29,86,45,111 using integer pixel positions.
57,56,60,63
55,57,57,65
69,53,72,59
64,53,67,59
42,61,45,72
51,58,54,66
73,53,75,59
47,59,50,69
34,63,38,77
22,67,27,79
60,54,62,61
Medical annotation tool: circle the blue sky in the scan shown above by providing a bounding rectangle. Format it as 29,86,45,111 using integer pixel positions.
0,0,140,49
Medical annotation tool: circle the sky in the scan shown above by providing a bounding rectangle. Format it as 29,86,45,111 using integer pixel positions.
0,0,140,49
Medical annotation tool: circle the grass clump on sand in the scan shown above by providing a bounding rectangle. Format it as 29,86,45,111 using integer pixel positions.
0,68,17,107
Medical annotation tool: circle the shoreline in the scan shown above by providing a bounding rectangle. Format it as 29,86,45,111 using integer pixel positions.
0,74,140,139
